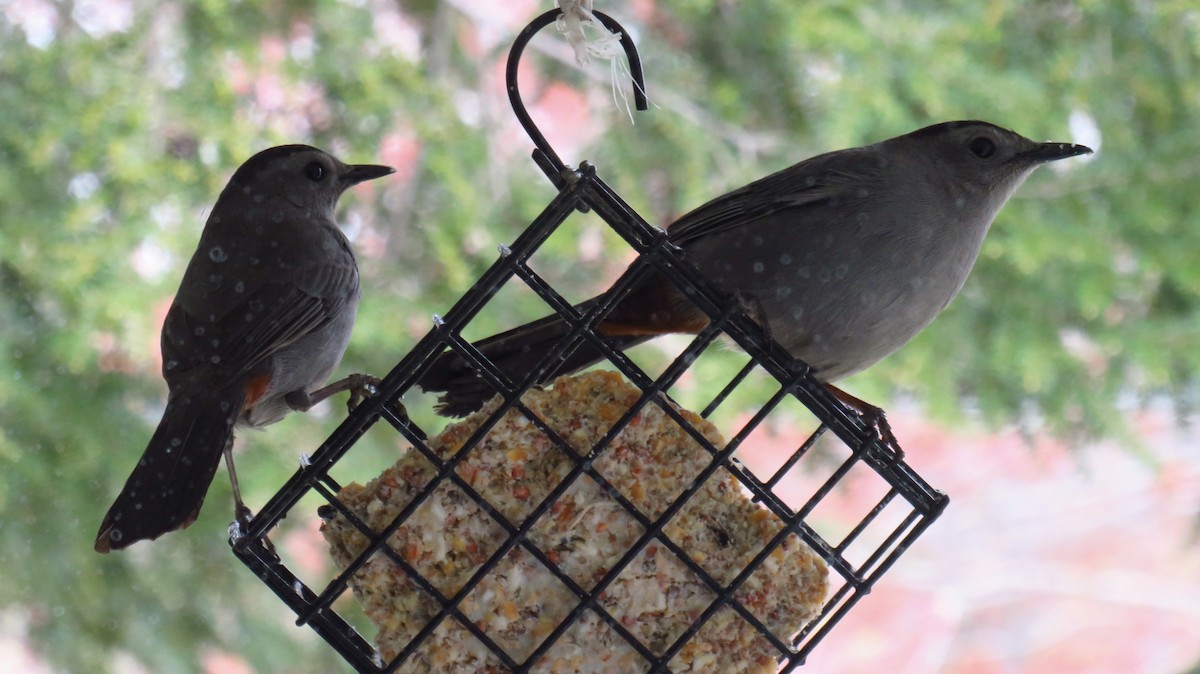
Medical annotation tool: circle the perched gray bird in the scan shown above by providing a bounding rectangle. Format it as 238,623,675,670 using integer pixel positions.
95,145,393,553
420,120,1091,430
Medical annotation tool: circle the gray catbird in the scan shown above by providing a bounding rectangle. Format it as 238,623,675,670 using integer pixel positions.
420,120,1091,423
95,145,393,553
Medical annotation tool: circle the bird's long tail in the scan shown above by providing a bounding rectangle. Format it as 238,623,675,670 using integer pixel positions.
419,300,651,417
94,386,242,552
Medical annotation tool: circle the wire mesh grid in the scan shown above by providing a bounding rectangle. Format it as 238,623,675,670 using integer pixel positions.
230,162,949,672
230,9,948,673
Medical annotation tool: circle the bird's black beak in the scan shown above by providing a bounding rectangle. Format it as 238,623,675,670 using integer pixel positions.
341,163,395,186
1019,142,1093,164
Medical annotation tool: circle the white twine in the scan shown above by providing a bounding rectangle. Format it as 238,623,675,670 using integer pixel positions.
555,0,639,123
555,0,618,66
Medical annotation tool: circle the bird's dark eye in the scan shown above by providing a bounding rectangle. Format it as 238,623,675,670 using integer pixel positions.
968,137,997,159
304,161,325,182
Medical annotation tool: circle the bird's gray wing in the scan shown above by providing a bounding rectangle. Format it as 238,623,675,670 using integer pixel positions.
161,262,358,386
666,147,883,247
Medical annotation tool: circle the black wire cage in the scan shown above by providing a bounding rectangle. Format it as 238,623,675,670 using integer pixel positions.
231,10,948,673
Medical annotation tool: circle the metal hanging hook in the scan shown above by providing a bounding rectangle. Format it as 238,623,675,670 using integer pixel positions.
506,8,648,188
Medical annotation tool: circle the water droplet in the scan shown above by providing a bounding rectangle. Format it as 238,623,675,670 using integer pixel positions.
210,355,221,364
271,212,284,223
234,281,245,293
431,314,445,327
752,261,765,274
497,243,512,257
208,246,228,263
194,326,205,336
779,253,793,265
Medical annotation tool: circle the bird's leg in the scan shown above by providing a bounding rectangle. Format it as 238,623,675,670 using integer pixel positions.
223,434,251,526
286,373,382,414
824,384,903,455
286,373,411,422
224,435,278,559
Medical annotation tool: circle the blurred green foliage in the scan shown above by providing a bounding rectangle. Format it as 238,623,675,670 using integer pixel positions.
0,1,1196,672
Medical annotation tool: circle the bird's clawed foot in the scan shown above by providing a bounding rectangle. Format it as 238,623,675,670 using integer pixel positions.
824,384,904,457
228,504,278,561
341,373,382,412
733,291,773,344
859,404,902,456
